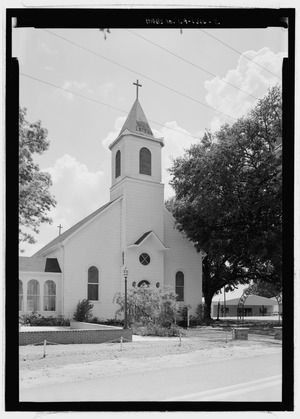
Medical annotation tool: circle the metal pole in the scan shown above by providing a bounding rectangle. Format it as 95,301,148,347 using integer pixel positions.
124,275,128,329
224,287,226,318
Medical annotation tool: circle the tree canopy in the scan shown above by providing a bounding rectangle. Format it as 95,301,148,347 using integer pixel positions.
19,108,56,247
168,85,282,320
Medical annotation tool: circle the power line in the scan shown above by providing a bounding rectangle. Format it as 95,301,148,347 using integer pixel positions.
20,72,127,112
126,29,260,101
20,72,204,141
199,29,281,80
42,29,237,121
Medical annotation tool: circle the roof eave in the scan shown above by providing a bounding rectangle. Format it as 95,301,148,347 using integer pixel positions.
128,231,169,250
34,196,123,257
109,132,164,150
19,271,62,276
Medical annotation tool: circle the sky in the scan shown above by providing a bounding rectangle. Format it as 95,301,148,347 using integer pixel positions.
14,21,287,298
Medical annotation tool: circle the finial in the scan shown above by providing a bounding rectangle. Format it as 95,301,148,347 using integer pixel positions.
133,79,142,99
58,224,63,235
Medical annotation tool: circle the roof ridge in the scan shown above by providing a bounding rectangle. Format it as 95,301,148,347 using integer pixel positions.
33,198,120,256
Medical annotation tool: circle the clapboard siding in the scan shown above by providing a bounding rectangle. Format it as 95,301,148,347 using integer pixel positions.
164,209,203,314
62,199,122,319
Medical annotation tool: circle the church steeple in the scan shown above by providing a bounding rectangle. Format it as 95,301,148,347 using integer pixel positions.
118,98,154,138
118,79,153,138
108,81,165,250
109,81,164,199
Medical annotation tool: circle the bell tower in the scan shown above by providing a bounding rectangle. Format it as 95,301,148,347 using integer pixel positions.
108,81,165,245
109,80,164,199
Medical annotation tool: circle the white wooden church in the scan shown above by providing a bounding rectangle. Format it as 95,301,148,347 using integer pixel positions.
19,84,203,320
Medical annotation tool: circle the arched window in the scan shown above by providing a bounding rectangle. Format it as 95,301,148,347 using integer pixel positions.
44,280,56,311
88,266,99,301
27,279,40,311
175,271,184,302
139,147,151,175
115,150,121,178
19,280,23,311
138,280,150,288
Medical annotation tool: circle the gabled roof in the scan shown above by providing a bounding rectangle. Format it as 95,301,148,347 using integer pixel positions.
19,257,61,273
34,198,119,257
119,99,154,138
134,231,152,245
128,230,169,250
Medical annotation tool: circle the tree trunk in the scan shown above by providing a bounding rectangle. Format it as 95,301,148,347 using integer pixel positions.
201,257,214,323
202,293,213,323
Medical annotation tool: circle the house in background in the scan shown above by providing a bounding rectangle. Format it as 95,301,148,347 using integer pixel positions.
19,91,203,320
211,295,279,318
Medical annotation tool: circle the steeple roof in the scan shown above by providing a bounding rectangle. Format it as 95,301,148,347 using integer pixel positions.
119,99,154,138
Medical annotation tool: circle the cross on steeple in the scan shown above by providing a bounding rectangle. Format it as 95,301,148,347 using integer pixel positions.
58,224,63,235
133,79,142,100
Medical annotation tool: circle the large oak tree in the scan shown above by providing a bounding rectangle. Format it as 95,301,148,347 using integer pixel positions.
19,108,56,248
168,85,282,320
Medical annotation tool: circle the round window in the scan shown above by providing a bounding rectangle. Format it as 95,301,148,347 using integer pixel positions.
139,253,151,266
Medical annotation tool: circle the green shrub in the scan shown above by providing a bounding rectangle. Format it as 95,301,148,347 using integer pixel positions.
187,304,205,327
195,303,203,320
19,312,41,326
73,299,94,322
56,315,70,326
131,322,180,337
101,319,124,327
85,317,124,327
19,312,70,326
88,316,101,324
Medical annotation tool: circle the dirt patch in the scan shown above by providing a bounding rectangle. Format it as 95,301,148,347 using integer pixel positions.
19,328,281,390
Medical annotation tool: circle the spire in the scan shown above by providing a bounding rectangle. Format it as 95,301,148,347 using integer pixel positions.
118,80,154,138
119,99,154,138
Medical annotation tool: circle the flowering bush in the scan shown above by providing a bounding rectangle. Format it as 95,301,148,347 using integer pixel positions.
113,284,179,330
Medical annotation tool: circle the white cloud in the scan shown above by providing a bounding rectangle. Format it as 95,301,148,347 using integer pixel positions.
101,116,126,149
204,47,285,132
45,155,105,228
61,79,93,101
97,82,115,98
63,80,88,90
21,155,109,256
154,121,201,200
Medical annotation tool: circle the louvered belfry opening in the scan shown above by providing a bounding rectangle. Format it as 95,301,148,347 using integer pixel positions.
139,147,151,175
